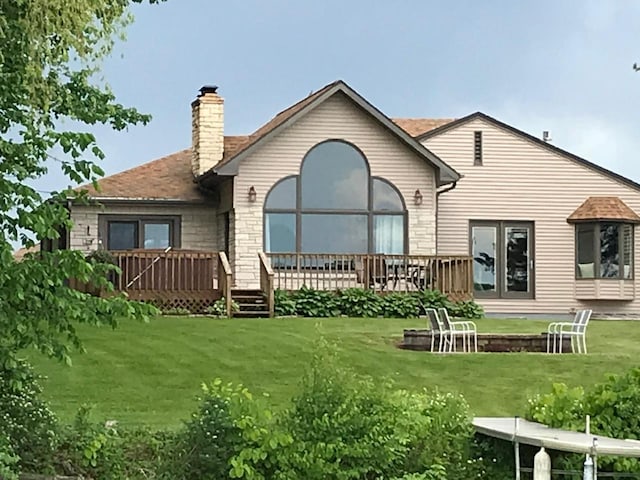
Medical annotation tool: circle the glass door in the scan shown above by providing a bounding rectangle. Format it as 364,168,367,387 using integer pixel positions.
504,224,533,298
471,224,498,297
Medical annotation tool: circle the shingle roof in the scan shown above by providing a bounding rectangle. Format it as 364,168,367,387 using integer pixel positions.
392,118,455,137
81,136,249,201
567,196,640,223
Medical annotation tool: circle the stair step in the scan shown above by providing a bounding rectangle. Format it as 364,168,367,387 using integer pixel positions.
237,303,267,311
233,310,270,318
233,295,265,302
232,289,263,296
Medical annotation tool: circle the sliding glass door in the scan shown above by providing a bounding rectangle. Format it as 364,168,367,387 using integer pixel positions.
471,221,534,299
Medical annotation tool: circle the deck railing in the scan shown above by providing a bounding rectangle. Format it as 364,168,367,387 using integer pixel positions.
265,253,474,300
259,252,275,317
111,249,218,291
217,251,233,316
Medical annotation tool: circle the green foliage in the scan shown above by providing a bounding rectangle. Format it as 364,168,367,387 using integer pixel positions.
381,292,419,318
0,360,58,473
163,380,247,480
52,406,170,480
86,249,117,265
526,368,640,473
273,289,296,317
293,286,339,317
414,289,453,314
0,0,163,386
0,433,19,480
225,338,478,480
337,287,383,317
205,298,240,318
448,300,484,319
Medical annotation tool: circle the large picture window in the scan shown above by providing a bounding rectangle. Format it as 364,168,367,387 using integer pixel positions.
575,222,633,279
264,140,407,254
470,220,535,299
99,216,181,250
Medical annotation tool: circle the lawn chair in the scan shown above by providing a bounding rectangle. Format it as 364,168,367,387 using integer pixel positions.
546,309,593,354
438,308,478,353
425,308,452,353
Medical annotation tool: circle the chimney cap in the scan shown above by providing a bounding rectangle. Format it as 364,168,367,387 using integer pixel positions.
199,85,219,96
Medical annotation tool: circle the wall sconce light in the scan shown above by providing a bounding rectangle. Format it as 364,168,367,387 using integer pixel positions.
248,186,257,203
414,189,423,206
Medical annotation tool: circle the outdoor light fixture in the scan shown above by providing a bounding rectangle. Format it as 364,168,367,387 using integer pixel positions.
414,189,423,206
248,186,257,203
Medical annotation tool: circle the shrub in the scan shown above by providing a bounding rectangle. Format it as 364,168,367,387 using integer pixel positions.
0,433,19,480
0,361,58,473
52,406,170,480
162,306,191,315
381,292,419,318
162,380,245,480
337,287,382,317
293,286,339,317
274,289,297,317
526,368,640,473
448,300,485,319
414,289,452,314
205,297,240,318
230,338,478,480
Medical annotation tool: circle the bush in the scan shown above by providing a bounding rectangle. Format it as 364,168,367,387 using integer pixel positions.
0,433,19,480
205,297,240,317
0,361,58,473
337,287,382,317
274,289,297,317
414,289,452,314
381,292,419,318
162,307,191,315
52,406,170,480
162,380,245,480
229,338,479,480
293,286,339,317
526,368,640,473
448,300,484,319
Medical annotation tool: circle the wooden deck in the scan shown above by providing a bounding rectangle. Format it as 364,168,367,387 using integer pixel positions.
265,253,474,301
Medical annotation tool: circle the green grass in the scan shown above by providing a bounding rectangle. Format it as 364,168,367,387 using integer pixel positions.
27,316,640,428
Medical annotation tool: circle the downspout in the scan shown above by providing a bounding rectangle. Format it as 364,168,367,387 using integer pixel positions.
434,181,458,256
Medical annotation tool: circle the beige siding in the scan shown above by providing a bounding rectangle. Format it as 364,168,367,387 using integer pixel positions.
424,118,640,316
69,203,218,254
233,92,437,287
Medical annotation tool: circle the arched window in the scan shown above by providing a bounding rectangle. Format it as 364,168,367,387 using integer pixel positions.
264,140,407,254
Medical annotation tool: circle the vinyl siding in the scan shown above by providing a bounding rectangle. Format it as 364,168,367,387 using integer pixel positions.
424,117,640,316
69,204,218,254
233,92,437,287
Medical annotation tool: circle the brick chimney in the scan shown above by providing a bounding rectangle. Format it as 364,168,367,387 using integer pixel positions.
192,85,224,176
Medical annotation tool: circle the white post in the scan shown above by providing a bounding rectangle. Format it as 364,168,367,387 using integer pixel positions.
583,454,594,480
593,438,598,480
533,447,551,480
514,417,521,480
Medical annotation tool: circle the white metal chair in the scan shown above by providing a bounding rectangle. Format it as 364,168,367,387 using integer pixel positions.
439,307,478,353
426,308,452,353
546,309,592,354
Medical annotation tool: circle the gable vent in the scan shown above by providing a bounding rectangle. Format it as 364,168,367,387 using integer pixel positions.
474,131,483,166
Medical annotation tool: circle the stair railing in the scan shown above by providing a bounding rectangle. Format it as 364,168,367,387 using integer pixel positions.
258,252,275,317
217,252,233,317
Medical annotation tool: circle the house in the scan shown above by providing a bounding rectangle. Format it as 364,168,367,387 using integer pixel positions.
60,80,640,317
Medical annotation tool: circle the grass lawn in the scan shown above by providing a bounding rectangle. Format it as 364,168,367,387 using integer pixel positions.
28,316,640,429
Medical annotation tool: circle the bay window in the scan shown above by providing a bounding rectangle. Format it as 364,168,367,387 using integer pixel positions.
575,222,633,279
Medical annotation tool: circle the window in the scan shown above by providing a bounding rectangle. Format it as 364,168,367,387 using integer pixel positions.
470,221,534,298
575,222,633,279
99,216,181,250
264,140,407,254
474,131,482,166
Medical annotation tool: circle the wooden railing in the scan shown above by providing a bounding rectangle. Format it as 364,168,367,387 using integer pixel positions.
111,249,218,291
259,252,275,317
265,253,474,300
217,251,233,316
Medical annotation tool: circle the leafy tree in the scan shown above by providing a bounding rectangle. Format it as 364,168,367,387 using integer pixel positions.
0,0,164,383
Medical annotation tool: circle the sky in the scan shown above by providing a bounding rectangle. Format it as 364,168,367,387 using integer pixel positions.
34,0,640,192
